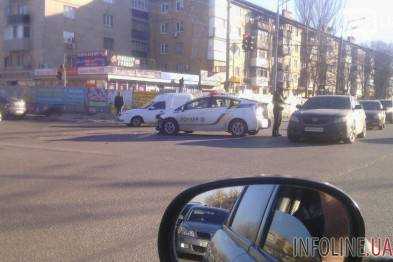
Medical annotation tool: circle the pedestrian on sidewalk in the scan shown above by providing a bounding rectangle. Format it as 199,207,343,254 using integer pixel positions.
272,86,286,137
114,92,124,116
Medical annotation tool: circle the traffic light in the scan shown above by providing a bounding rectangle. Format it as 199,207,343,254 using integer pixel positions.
249,35,256,51
242,33,251,51
57,65,63,80
242,33,255,51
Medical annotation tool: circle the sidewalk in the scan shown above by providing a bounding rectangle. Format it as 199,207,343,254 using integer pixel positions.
26,112,120,124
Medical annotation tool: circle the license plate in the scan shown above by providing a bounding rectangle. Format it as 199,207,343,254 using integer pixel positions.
305,127,324,133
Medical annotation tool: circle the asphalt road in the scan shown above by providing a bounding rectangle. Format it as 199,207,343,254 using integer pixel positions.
0,119,392,262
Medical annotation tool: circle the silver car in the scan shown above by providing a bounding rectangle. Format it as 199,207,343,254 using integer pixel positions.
0,95,27,119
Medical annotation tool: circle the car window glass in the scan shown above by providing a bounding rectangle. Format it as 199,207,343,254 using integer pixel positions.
184,98,210,110
151,101,165,110
261,187,351,262
187,208,229,225
230,185,275,242
302,97,351,110
211,97,231,108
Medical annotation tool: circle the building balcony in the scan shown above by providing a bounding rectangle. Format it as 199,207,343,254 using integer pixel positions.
7,14,31,24
250,57,269,68
3,38,31,52
249,76,269,87
256,41,270,50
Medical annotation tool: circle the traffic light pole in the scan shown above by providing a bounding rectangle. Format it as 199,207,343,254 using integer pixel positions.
63,54,67,88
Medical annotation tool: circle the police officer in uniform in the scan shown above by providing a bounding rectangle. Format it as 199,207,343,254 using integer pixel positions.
272,85,286,137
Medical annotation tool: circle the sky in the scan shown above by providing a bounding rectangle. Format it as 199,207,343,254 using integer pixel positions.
248,0,393,44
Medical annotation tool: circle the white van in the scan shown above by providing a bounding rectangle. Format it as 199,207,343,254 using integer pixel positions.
118,93,194,127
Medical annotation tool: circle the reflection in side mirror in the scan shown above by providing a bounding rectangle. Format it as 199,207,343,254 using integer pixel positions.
296,104,302,110
158,177,366,262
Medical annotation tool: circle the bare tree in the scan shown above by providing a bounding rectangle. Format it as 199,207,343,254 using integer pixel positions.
368,41,393,99
204,188,241,210
295,0,346,95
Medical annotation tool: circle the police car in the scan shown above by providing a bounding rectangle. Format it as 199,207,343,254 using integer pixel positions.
157,96,270,137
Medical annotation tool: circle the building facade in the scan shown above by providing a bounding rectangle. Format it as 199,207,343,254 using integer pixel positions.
0,0,144,86
150,0,210,74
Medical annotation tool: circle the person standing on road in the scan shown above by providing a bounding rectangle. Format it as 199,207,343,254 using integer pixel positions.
114,92,124,116
272,86,286,137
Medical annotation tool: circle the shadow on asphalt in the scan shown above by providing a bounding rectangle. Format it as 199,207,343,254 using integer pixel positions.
99,179,207,189
61,133,336,148
360,137,393,145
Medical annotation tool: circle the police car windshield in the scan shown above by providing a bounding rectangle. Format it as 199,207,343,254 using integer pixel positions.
360,101,381,110
302,97,351,110
381,100,393,108
187,208,228,225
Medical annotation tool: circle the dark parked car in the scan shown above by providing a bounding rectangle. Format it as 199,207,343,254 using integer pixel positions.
380,99,393,123
176,206,229,258
359,100,386,129
0,95,27,119
287,95,366,143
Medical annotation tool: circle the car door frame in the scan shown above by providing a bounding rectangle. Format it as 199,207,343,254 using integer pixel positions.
177,97,212,131
352,98,365,134
143,101,166,124
218,185,280,260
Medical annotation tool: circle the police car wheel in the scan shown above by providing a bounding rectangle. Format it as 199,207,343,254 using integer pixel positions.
162,119,179,135
130,116,143,127
229,119,248,137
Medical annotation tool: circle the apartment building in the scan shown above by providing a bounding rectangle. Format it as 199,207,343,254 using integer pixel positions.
0,0,142,86
150,0,210,74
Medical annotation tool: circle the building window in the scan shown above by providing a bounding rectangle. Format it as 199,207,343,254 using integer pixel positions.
63,5,76,19
160,64,168,71
131,0,148,11
176,21,184,33
103,14,114,28
176,0,184,11
175,42,184,54
103,0,113,3
103,37,114,50
161,2,169,13
63,31,75,43
160,23,168,34
176,63,189,72
160,43,168,54
23,26,30,38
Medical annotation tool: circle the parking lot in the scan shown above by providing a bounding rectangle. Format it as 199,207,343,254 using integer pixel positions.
1,119,393,261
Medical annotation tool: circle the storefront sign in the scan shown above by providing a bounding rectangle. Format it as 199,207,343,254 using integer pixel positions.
110,55,140,68
75,51,109,67
34,68,57,76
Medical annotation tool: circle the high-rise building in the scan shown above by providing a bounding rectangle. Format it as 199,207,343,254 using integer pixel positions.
0,0,143,86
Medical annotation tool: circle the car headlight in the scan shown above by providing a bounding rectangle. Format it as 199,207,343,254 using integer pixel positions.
334,115,350,124
290,115,300,123
177,226,196,238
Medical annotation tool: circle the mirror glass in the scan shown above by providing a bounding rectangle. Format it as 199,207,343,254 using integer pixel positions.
172,184,353,262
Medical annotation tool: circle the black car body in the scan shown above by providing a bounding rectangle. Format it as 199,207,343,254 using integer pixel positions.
176,206,229,257
359,100,386,129
0,95,27,119
380,99,393,123
287,96,366,143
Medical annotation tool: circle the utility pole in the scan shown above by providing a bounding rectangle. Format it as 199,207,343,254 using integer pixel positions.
273,0,280,95
63,53,67,88
225,0,231,92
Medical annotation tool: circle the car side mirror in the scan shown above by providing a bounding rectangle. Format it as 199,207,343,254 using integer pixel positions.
354,105,362,110
296,104,302,109
158,177,366,262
